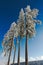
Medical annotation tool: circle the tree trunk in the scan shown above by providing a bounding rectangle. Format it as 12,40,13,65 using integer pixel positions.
13,49,16,65
17,40,20,65
13,39,17,65
7,38,13,65
25,29,28,65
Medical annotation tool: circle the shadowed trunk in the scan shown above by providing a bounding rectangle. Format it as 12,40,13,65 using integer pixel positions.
7,38,13,65
13,48,16,65
13,39,17,65
17,40,20,65
25,25,28,65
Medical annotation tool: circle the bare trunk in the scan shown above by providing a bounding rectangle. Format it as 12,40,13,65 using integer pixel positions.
13,50,16,65
13,39,17,65
25,26,28,65
7,47,12,65
17,40,20,65
7,38,13,65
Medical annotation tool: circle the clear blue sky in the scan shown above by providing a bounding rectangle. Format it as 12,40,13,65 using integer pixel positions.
0,0,43,62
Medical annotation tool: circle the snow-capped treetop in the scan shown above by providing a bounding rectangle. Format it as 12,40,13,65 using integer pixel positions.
25,5,31,12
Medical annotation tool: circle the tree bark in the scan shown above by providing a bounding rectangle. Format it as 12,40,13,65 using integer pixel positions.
7,38,13,65
17,40,20,65
13,49,16,65
25,29,28,65
13,39,17,65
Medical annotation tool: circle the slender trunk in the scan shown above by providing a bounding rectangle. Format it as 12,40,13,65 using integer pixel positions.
13,39,17,65
17,39,20,65
7,46,12,65
25,29,28,65
13,50,16,65
13,49,16,65
7,38,13,65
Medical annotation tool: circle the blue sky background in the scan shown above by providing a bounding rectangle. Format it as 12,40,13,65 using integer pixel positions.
0,0,43,63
